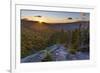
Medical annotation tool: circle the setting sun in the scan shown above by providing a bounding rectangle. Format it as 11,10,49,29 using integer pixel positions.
38,19,43,23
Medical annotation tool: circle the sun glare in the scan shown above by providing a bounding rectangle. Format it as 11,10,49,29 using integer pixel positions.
39,21,42,23
39,19,43,23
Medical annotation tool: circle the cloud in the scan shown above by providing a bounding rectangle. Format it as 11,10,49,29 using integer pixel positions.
34,15,42,18
21,16,80,23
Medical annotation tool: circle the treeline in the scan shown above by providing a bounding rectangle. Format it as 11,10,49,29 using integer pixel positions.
21,25,89,58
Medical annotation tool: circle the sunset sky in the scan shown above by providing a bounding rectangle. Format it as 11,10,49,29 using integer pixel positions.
21,10,89,23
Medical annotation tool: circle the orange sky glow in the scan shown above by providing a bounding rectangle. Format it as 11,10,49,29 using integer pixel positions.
21,16,80,23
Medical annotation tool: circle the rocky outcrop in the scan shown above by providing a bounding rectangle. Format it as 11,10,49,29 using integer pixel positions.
21,50,47,63
21,44,89,63
46,44,68,61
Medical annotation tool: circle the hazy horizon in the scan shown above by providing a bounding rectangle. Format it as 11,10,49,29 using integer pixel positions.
21,10,90,23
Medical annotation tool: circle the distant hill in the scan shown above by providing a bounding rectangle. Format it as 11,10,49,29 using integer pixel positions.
21,19,89,31
21,19,38,28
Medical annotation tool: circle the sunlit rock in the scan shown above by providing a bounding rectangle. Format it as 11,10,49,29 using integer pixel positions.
21,50,47,63
47,44,68,61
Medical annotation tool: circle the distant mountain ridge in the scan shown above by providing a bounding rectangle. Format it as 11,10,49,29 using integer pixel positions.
21,19,89,31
